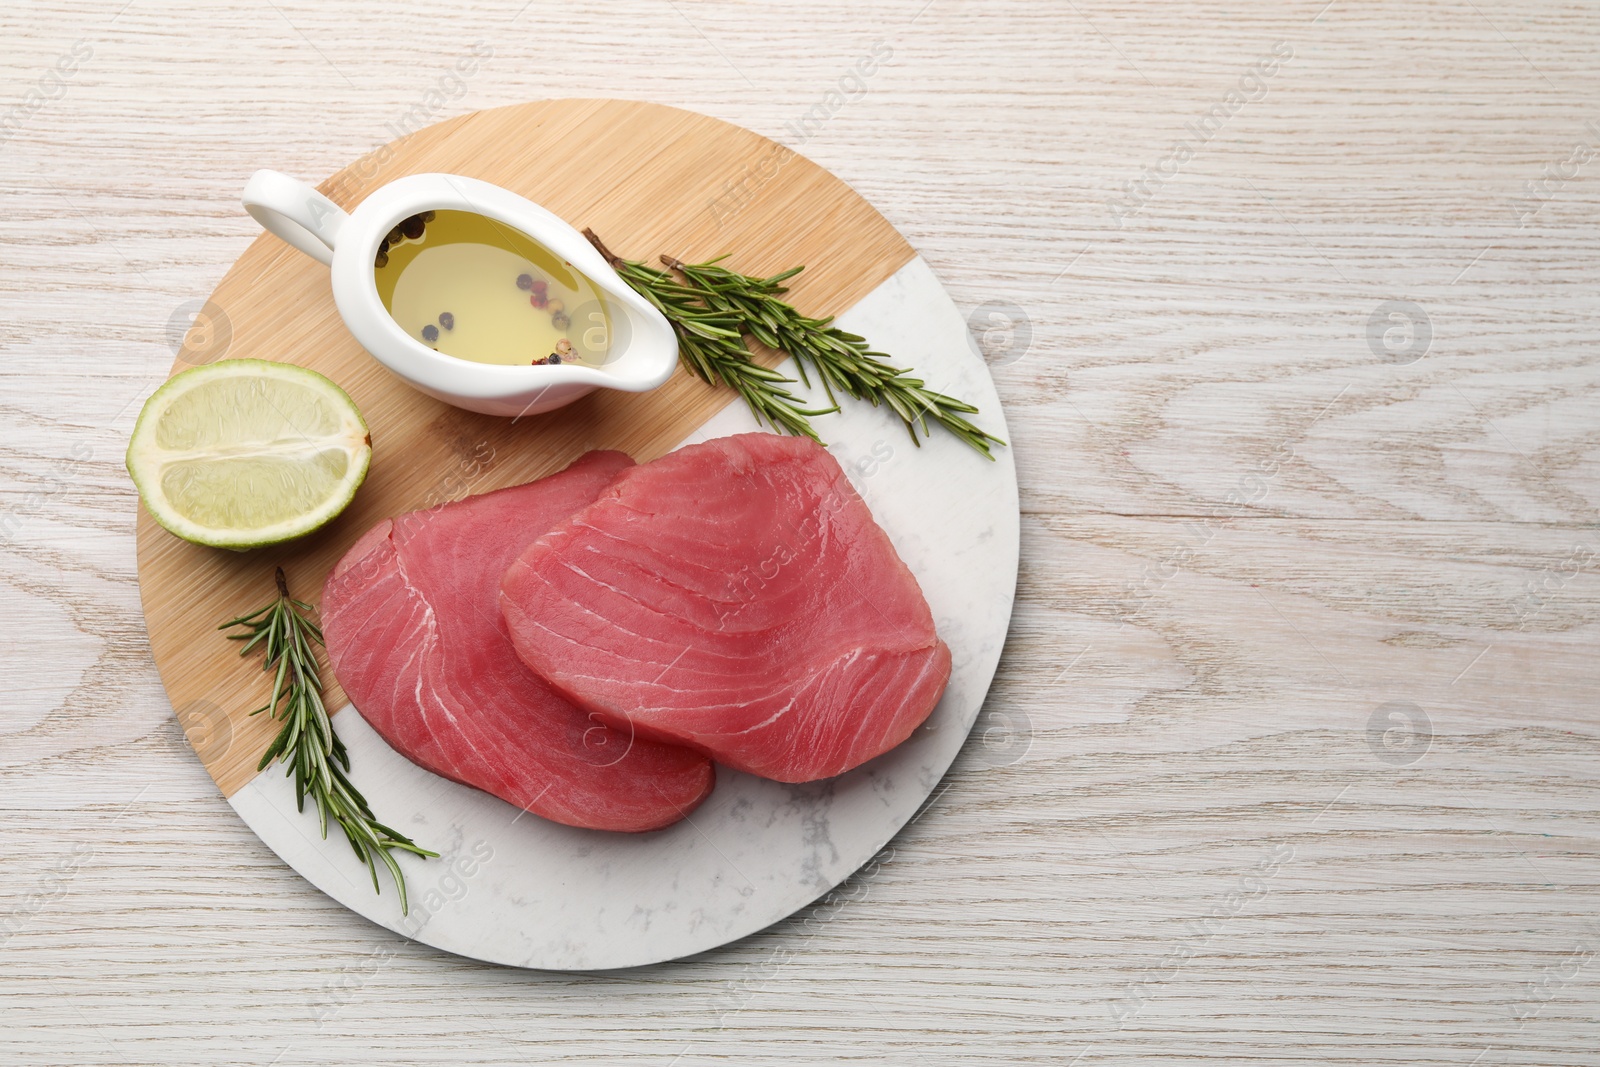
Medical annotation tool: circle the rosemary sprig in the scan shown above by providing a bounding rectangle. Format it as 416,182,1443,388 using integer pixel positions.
584,229,835,440
583,229,1002,457
663,255,1004,459
222,568,435,912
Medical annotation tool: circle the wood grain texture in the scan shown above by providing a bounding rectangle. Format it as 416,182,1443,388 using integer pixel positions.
132,97,912,796
2,0,1599,1064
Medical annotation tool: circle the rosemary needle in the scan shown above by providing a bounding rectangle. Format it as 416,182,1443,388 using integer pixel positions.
221,568,436,913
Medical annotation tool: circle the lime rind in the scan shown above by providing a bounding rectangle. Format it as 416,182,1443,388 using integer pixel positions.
127,359,372,550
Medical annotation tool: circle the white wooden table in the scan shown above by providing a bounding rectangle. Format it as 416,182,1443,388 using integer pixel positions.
3,1,1597,1063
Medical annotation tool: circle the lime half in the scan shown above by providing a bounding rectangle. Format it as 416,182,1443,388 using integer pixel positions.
127,359,372,550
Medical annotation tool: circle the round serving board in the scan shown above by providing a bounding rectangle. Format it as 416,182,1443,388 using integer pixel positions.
137,99,1018,970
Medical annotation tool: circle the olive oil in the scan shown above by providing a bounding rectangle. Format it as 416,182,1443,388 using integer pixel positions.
374,210,612,367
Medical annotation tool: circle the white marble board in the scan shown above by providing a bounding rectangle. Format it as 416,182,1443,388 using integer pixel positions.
229,256,1019,970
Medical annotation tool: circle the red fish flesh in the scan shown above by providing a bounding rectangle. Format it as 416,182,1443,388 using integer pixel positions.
500,433,951,782
322,451,714,833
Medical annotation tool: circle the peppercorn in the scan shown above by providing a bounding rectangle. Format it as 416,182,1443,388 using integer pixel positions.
387,226,403,245
530,292,548,309
400,215,425,240
551,311,571,330
438,312,454,331
545,298,565,314
374,251,388,268
422,324,439,343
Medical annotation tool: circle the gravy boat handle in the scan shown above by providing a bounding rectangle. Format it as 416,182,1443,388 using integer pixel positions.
243,169,348,267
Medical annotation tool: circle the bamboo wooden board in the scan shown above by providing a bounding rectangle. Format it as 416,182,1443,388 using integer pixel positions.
134,99,914,798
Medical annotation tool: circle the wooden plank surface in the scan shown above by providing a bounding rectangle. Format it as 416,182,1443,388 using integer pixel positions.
2,0,1598,1064
132,97,913,797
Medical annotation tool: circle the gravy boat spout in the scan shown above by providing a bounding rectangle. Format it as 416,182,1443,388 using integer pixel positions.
242,169,679,417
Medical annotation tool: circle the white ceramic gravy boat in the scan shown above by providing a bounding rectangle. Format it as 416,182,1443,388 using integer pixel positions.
242,169,678,417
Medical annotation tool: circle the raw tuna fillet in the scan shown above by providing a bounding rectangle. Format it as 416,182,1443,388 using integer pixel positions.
321,451,714,833
500,433,951,782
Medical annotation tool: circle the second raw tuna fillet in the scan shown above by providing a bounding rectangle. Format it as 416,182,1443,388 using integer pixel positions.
321,451,714,833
